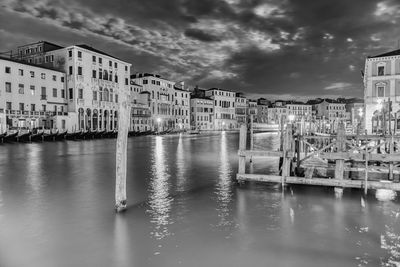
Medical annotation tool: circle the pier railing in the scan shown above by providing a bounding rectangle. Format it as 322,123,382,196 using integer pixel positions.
237,123,400,193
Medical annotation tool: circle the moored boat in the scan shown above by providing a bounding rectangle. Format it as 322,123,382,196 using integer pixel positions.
17,131,32,142
3,131,18,143
30,131,44,142
43,130,59,142
55,130,67,141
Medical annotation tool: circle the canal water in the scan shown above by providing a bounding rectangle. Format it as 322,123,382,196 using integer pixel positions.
0,132,399,267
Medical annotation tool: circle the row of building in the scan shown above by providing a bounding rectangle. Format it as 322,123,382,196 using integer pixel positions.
0,40,368,133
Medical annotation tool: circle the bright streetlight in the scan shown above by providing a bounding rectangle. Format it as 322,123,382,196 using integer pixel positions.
288,114,295,122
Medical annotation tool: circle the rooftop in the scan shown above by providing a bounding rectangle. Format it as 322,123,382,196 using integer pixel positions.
0,56,64,73
75,44,124,62
369,49,400,58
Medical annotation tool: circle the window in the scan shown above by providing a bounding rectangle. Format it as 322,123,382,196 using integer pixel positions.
61,89,65,98
19,103,24,111
99,58,102,64
69,66,73,75
378,66,385,76
5,82,11,93
143,79,148,84
30,85,35,95
5,66,10,74
109,61,112,67
52,75,56,81
6,102,11,110
78,51,82,58
18,84,24,94
377,86,384,97
114,62,117,68
78,67,82,75
41,87,47,100
125,66,128,71
18,69,23,76
99,69,103,79
53,88,57,97
125,78,128,85
69,88,73,99
42,105,46,112
30,71,35,78
115,75,118,83
93,91,97,101
68,50,72,57
115,94,118,103
31,104,35,111
61,77,64,83
41,73,46,79
109,71,113,81
78,88,83,99
92,55,96,62
92,70,97,78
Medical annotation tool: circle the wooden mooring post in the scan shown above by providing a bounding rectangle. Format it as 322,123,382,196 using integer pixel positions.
250,115,254,163
334,123,345,198
237,121,400,194
115,89,130,212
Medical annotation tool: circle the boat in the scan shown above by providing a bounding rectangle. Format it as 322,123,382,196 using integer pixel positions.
55,130,67,141
110,130,118,138
30,131,44,142
79,130,90,140
17,131,31,142
187,129,200,135
0,132,7,143
3,131,18,143
43,130,59,142
65,131,79,140
75,131,87,140
128,131,137,137
86,130,97,139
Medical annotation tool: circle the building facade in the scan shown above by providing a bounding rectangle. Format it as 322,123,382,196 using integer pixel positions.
0,57,68,132
235,93,247,127
190,97,214,130
364,49,400,134
205,88,236,130
173,85,191,130
286,103,312,121
130,81,151,131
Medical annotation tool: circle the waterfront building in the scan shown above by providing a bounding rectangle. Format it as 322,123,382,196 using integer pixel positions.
267,107,286,124
235,92,247,127
173,82,191,130
256,104,268,123
363,49,400,134
190,96,214,130
315,99,346,131
247,100,258,122
0,57,67,132
41,44,132,132
130,81,152,131
205,88,236,130
10,41,64,66
286,102,312,122
131,73,176,131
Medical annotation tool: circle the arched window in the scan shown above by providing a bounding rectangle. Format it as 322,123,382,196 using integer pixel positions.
377,62,386,76
375,82,386,97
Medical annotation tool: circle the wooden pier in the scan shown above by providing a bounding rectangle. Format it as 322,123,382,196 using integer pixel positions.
237,123,400,193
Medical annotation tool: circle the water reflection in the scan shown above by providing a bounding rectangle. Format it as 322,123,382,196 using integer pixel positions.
215,131,233,228
147,136,173,239
176,134,186,192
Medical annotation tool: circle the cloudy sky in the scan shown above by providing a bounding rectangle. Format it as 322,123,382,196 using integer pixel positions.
1,0,400,99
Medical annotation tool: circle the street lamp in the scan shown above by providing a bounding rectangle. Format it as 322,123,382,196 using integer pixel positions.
288,114,295,122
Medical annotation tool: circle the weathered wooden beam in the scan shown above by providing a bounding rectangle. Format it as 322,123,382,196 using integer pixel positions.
115,88,130,212
236,174,400,191
238,150,292,158
238,124,247,175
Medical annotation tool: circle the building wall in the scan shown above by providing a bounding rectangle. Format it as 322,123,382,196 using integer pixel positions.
286,104,312,121
190,98,214,130
235,96,247,127
46,45,132,131
257,104,268,123
364,55,400,133
174,88,191,130
205,89,236,130
130,83,152,131
0,58,68,132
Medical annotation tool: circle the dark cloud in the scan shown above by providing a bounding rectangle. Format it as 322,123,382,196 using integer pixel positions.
1,0,400,99
184,28,221,42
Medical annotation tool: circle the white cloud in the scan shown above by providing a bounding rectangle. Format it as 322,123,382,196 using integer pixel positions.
323,33,334,40
346,38,353,42
324,82,352,90
349,65,356,71
253,3,285,18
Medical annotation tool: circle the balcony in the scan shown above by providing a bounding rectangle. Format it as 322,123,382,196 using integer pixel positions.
41,95,47,100
77,99,85,106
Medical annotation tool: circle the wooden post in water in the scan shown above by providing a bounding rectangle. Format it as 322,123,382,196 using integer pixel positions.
281,123,293,187
115,88,130,212
389,135,394,181
250,114,254,163
334,123,345,198
238,124,247,176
